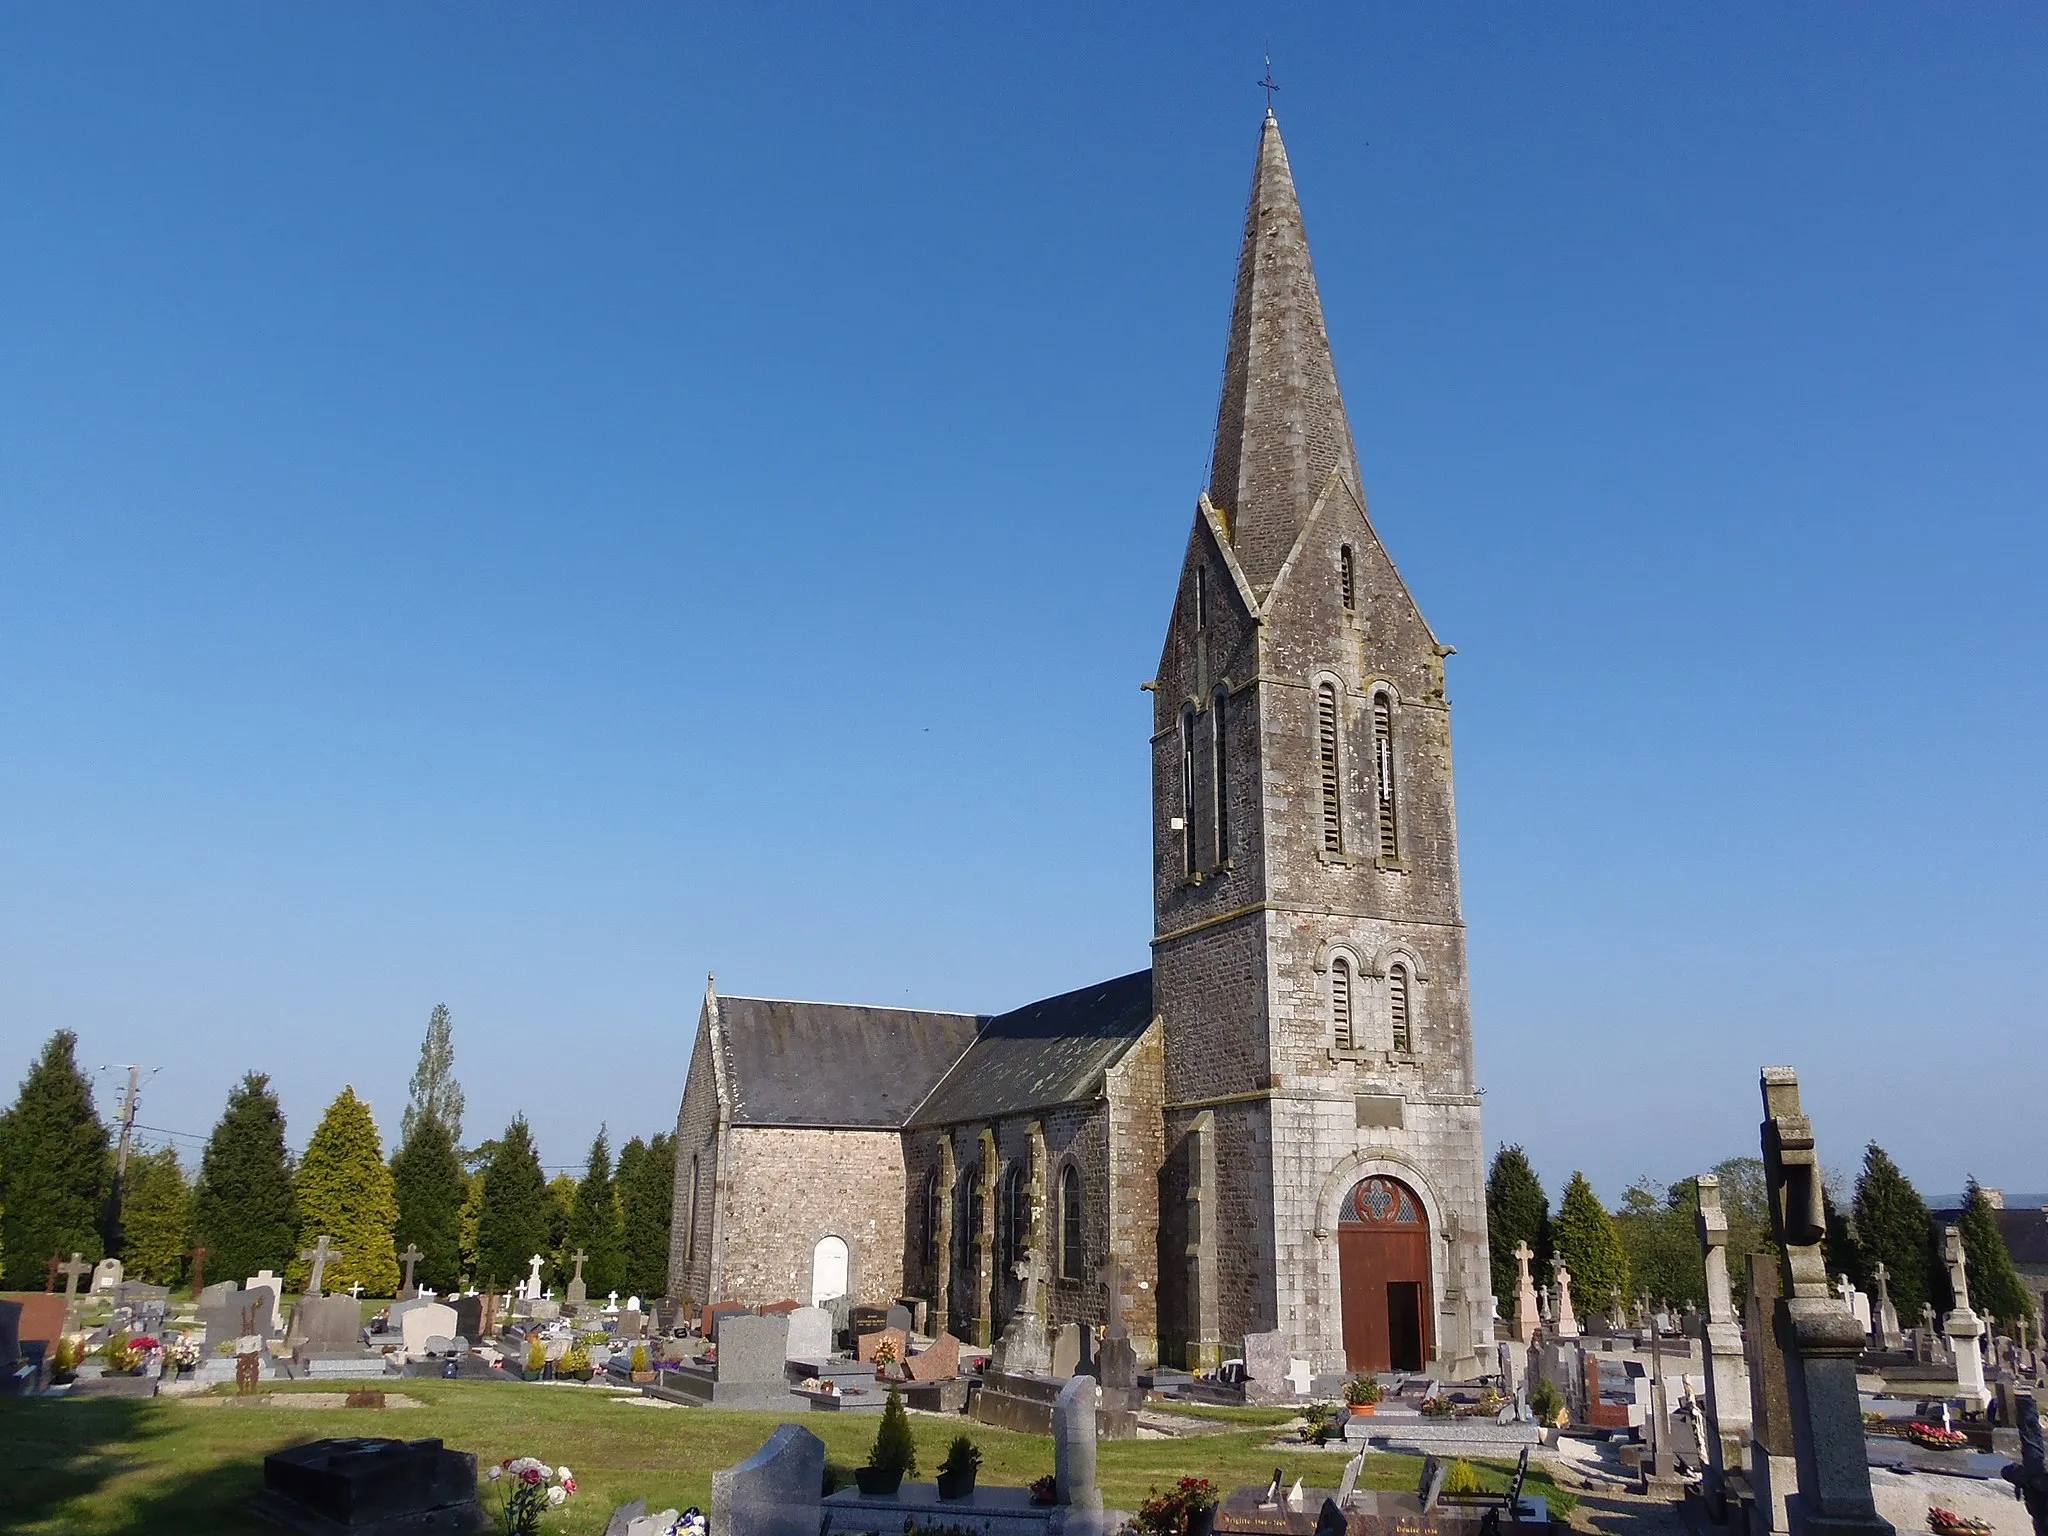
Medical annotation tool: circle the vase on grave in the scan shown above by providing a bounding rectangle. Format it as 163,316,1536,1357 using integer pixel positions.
853,1466,903,1497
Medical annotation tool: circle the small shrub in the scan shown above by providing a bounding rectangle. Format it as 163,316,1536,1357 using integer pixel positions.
868,1386,918,1477
525,1338,547,1373
939,1434,981,1477
558,1347,591,1375
630,1344,651,1373
1301,1402,1338,1443
1528,1377,1564,1424
1342,1375,1383,1406
1420,1395,1456,1418
1135,1477,1222,1536
1444,1460,1484,1495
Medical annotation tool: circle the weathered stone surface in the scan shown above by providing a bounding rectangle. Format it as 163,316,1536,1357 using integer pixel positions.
905,1332,959,1383
783,1306,832,1362
711,1423,824,1536
718,1314,790,1384
1053,1375,1102,1513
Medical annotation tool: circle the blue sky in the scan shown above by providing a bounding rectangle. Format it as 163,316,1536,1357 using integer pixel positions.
2,5,2041,1199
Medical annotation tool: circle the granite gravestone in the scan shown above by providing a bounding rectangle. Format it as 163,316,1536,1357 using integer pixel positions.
1243,1329,1292,1397
0,1300,24,1394
906,1331,961,1383
451,1295,482,1344
90,1257,124,1294
1695,1172,1754,1514
255,1436,480,1533
783,1305,833,1363
711,1422,825,1536
293,1295,368,1357
1053,1374,1103,1520
401,1302,459,1358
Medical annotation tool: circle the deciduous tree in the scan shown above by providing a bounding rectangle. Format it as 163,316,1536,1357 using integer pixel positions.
402,1004,465,1150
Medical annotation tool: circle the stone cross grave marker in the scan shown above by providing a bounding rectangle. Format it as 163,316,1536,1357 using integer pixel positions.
1550,1259,1578,1337
398,1245,424,1300
58,1252,91,1324
1942,1225,1989,1407
187,1244,209,1300
300,1235,339,1298
1512,1241,1540,1341
524,1254,544,1301
1871,1262,1901,1350
566,1249,588,1308
1759,1065,1893,1536
1694,1173,1753,1510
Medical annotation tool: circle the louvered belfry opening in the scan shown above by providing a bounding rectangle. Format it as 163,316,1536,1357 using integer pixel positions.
1331,956,1354,1050
1317,683,1343,852
1372,696,1398,858
1389,963,1412,1053
1340,545,1356,610
1180,706,1198,877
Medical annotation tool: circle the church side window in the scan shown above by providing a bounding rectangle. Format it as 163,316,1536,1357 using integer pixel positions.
1210,688,1229,864
1389,962,1413,1053
1331,956,1354,1051
1316,682,1343,853
961,1165,984,1258
1180,705,1197,878
999,1164,1029,1275
685,1155,699,1262
1340,545,1356,611
1372,693,1399,858
1059,1163,1084,1281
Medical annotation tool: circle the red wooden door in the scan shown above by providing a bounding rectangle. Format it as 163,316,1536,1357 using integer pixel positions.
1337,1177,1433,1372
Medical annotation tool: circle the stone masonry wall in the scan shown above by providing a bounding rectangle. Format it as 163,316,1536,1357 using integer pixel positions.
669,1009,722,1310
1104,1019,1165,1359
714,1126,906,1309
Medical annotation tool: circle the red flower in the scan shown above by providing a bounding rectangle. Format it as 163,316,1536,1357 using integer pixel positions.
521,1466,545,1486
561,1477,577,1494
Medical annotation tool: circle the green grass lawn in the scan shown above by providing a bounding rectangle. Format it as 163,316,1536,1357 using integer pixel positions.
2,1380,1572,1534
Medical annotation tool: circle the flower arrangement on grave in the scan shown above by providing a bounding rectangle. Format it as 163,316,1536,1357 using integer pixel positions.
168,1336,202,1373
1420,1395,1457,1418
1475,1387,1507,1417
483,1458,577,1535
1028,1474,1058,1507
855,1386,918,1496
1928,1509,1992,1536
1906,1422,1970,1451
873,1336,900,1371
1299,1402,1339,1444
52,1336,82,1385
1134,1477,1222,1536
1342,1375,1383,1407
556,1347,592,1381
936,1434,982,1500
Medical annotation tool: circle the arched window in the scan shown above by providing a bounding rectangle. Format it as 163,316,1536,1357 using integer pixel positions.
1372,694,1399,858
921,1169,940,1273
1316,682,1343,853
1180,705,1197,877
1340,545,1356,611
1389,962,1413,1054
1210,688,1229,864
684,1155,699,1261
999,1164,1030,1275
1331,956,1354,1051
961,1165,984,1260
1058,1163,1084,1281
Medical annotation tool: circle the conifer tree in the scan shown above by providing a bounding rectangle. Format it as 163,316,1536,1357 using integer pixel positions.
120,1146,191,1285
1955,1178,2033,1327
1851,1142,1940,1323
292,1087,401,1295
618,1132,675,1302
1614,1178,1706,1308
191,1073,297,1283
458,1167,485,1285
1821,1183,1866,1292
0,1031,112,1288
1485,1145,1551,1306
567,1129,624,1296
1553,1171,1631,1310
545,1172,578,1287
475,1116,549,1288
391,1106,465,1293
402,1004,465,1150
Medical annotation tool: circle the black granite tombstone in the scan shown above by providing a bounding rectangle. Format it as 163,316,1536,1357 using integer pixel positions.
255,1436,480,1534
451,1295,482,1344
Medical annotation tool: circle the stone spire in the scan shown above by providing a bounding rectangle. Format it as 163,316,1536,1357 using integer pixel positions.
1206,111,1364,592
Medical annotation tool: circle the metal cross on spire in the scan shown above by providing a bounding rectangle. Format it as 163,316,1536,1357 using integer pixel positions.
1258,53,1279,112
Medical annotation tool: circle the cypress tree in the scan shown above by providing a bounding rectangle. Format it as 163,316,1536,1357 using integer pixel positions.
402,1004,465,1151
120,1146,191,1285
1485,1145,1551,1306
292,1087,401,1296
391,1107,465,1292
0,1031,111,1288
1851,1142,1940,1323
567,1130,624,1297
191,1073,297,1283
475,1116,549,1288
618,1132,675,1302
545,1173,578,1288
1955,1178,2033,1328
1553,1171,1631,1310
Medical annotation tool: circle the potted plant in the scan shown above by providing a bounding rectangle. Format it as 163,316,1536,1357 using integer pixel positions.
51,1336,81,1386
855,1386,917,1496
936,1434,981,1500
167,1336,202,1379
1136,1477,1221,1536
556,1347,592,1383
1342,1376,1383,1414
520,1338,547,1382
1028,1475,1057,1507
629,1344,656,1385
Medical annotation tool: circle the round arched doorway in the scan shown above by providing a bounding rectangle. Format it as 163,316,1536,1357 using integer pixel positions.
1337,1175,1433,1372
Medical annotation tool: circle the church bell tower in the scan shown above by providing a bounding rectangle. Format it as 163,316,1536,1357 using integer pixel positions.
1149,112,1493,1376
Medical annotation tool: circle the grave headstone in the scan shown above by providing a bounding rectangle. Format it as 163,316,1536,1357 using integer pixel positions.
1051,1322,1088,1380
1053,1374,1103,1516
1098,1260,1139,1391
1943,1226,1990,1409
292,1295,368,1358
402,1302,459,1357
620,1306,644,1339
1695,1173,1754,1511
1512,1241,1541,1341
906,1331,961,1383
202,1289,274,1352
90,1257,124,1294
1551,1260,1579,1338
397,1244,424,1301
245,1271,284,1332
884,1304,913,1335
783,1305,833,1362
298,1236,340,1298
256,1436,480,1533
711,1422,824,1536
716,1314,791,1385
451,1295,482,1344
991,1247,1052,1374
855,1326,909,1365
566,1249,589,1309
1758,1066,1892,1536
1243,1328,1291,1395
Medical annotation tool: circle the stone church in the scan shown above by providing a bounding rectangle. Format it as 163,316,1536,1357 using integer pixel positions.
669,111,1496,1379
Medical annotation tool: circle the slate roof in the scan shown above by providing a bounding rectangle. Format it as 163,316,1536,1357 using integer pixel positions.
1930,1204,2048,1271
908,969,1156,1129
714,997,983,1130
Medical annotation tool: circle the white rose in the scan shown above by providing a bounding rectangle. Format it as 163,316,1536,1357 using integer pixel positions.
547,1486,567,1507
486,1466,502,1483
557,1466,572,1482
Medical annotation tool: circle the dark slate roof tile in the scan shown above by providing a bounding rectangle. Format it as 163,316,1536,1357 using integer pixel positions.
716,997,983,1129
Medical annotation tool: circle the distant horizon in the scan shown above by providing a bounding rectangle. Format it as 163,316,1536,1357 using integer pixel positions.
4,6,2042,1198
